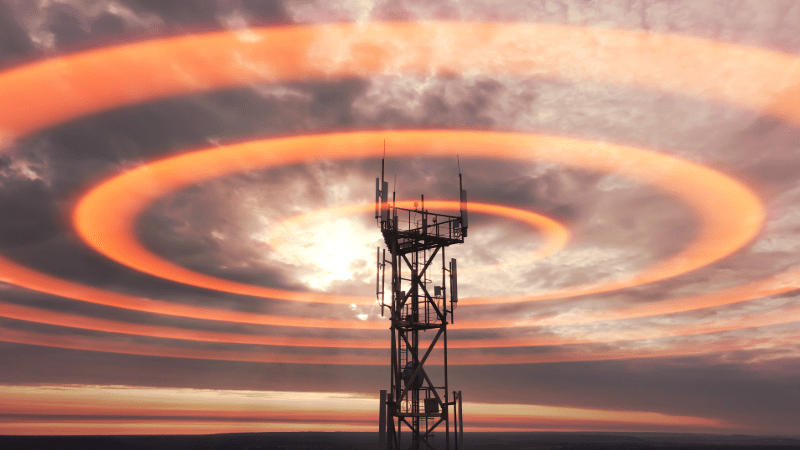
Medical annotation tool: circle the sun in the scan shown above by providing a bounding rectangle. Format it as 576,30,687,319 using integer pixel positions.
263,212,381,291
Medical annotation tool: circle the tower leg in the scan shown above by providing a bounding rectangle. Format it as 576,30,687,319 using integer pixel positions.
379,389,387,448
453,391,459,450
458,391,463,449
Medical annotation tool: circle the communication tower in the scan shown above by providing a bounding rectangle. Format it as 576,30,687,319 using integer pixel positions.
376,150,467,450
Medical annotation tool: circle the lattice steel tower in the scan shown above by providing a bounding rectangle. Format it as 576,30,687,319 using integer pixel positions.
376,153,467,450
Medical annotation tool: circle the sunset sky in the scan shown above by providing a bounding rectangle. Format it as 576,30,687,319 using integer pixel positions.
0,0,799,436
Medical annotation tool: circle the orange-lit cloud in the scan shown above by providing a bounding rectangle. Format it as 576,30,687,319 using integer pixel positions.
0,302,383,348
268,201,570,274
3,316,798,367
5,292,800,354
4,21,800,367
72,130,763,306
0,22,781,309
2,22,800,139
0,385,733,435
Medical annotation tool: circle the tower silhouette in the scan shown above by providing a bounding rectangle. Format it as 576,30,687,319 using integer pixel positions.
377,150,467,450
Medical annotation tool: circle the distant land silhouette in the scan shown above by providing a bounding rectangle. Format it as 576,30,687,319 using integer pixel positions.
2,432,800,450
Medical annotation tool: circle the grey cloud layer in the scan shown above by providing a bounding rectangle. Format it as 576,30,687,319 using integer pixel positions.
0,0,799,434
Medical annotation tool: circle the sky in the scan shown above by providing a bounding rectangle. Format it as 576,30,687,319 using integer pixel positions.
0,0,799,437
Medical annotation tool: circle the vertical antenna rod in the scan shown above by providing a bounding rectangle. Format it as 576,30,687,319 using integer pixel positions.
458,156,468,237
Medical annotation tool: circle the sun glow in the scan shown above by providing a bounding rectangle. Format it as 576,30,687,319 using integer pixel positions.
72,131,763,306
0,20,797,372
261,212,380,291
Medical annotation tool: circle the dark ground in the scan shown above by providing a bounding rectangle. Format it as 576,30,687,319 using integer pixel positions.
2,432,800,450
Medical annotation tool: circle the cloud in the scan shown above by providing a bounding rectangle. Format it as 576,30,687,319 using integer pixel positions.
0,0,799,435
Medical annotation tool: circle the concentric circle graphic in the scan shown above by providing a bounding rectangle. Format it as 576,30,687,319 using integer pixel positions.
267,202,569,274
1,21,799,366
73,130,763,306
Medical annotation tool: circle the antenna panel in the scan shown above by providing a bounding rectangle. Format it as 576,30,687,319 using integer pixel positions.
450,258,458,304
375,178,380,219
380,181,389,222
460,189,468,229
376,246,381,300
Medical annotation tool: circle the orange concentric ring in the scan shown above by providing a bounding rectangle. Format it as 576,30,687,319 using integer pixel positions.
1,22,798,363
2,321,796,365
74,130,763,305
0,22,783,311
4,295,799,351
2,22,800,137
267,201,569,274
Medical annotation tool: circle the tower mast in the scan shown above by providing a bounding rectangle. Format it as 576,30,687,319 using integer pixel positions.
377,152,468,450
